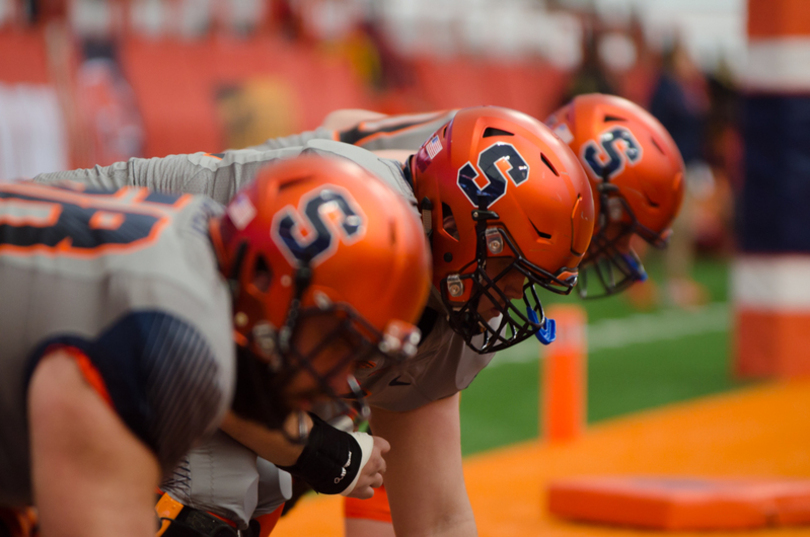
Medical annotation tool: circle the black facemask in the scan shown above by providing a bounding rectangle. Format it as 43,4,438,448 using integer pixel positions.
577,187,668,299
441,209,574,354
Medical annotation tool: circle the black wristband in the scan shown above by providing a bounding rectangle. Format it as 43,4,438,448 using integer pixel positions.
278,413,362,495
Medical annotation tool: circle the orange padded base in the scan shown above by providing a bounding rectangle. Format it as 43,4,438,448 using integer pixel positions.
548,476,810,530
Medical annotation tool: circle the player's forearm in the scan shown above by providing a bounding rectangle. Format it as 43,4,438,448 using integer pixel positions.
220,410,308,466
370,395,478,536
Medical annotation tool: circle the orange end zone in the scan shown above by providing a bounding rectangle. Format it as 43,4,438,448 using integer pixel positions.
548,477,810,530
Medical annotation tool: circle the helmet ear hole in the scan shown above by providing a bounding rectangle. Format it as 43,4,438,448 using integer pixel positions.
251,254,273,294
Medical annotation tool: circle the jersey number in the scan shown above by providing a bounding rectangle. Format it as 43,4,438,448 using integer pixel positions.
273,186,366,266
581,127,642,181
457,143,529,209
0,186,186,256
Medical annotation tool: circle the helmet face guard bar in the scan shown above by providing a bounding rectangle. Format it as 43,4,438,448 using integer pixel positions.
243,268,419,443
577,189,669,300
442,222,574,354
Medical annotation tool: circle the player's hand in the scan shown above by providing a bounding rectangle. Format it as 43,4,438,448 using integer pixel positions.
345,435,390,499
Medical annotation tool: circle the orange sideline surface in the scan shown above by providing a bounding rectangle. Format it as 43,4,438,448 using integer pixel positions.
273,381,810,536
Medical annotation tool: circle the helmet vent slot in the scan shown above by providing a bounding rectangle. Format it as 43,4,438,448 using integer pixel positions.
251,254,273,293
540,153,559,176
277,175,312,191
442,125,448,138
530,219,552,240
650,136,665,155
603,115,626,122
389,219,398,245
441,202,460,241
483,127,514,138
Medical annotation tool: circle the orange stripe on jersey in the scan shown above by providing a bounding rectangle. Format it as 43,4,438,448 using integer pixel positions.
351,111,455,147
4,182,191,212
0,216,171,259
89,211,125,231
0,199,61,227
343,485,392,523
45,345,114,408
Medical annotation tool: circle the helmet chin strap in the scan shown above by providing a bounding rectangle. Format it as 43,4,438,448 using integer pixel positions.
275,262,315,445
278,264,313,354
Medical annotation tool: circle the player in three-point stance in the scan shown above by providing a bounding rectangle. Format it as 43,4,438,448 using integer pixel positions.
1,154,430,537
251,96,684,537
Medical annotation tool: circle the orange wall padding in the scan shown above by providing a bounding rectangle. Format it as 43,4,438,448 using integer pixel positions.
120,35,373,157
748,0,810,38
411,57,569,122
0,29,51,84
120,37,575,159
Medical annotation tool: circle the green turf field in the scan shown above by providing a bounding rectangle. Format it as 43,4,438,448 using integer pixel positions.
459,254,752,456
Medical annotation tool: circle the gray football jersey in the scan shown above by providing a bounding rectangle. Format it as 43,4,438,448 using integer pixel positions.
248,110,458,152
161,431,292,529
0,182,234,506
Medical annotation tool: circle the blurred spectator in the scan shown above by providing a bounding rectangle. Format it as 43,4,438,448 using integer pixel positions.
22,0,68,25
694,60,741,254
74,55,144,165
562,16,617,104
263,0,304,40
649,39,711,308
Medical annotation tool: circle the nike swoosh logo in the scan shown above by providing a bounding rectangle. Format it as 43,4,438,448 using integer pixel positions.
389,375,411,386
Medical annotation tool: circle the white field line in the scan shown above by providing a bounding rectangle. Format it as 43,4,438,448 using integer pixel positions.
489,302,730,368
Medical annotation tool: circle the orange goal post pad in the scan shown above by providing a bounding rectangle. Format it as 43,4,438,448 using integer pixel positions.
548,476,810,530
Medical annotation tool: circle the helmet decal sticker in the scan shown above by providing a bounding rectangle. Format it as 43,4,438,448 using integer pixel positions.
457,142,529,209
581,127,642,181
227,193,257,230
552,122,574,144
273,185,366,266
415,133,443,172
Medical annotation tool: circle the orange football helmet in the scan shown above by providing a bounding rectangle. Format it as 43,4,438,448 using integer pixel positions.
209,155,431,429
546,93,685,298
411,106,594,353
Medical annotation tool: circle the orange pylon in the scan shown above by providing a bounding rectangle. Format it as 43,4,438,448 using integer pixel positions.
542,304,587,442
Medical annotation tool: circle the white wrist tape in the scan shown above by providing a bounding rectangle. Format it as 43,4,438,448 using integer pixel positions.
340,431,375,496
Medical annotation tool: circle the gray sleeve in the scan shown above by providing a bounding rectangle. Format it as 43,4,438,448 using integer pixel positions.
33,159,145,191
242,127,336,151
33,148,303,205
161,431,260,528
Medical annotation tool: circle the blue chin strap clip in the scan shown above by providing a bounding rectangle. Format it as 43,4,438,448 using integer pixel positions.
623,253,648,283
527,307,556,345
